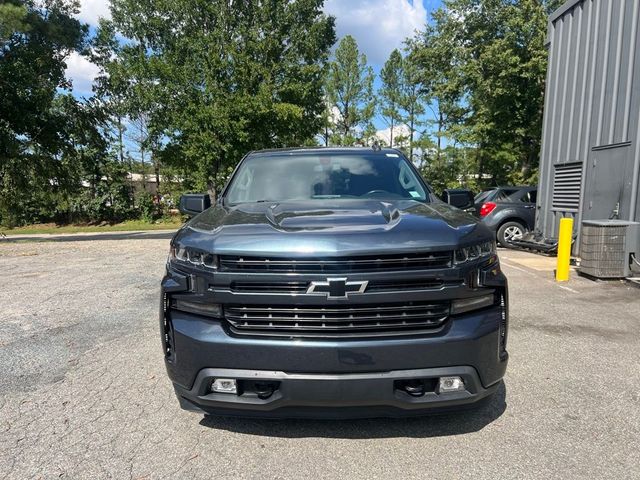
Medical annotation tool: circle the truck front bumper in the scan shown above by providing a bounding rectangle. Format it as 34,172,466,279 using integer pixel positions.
174,365,501,419
164,305,508,419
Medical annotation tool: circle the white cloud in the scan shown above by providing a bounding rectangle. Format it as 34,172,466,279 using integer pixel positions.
375,124,411,146
77,0,111,25
324,0,427,65
65,52,101,94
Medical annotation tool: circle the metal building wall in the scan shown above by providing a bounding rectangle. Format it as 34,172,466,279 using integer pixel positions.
536,0,640,251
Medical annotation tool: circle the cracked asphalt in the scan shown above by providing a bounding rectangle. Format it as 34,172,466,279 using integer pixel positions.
1,236,639,479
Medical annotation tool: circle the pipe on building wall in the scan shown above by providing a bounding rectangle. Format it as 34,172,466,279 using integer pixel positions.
631,113,640,222
576,0,599,242
629,0,640,223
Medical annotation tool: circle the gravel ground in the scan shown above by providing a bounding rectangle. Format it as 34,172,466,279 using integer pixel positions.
0,236,639,479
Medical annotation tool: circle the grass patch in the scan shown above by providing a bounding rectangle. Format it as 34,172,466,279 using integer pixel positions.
2,218,183,236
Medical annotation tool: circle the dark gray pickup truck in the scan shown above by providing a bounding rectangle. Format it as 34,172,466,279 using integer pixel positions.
160,147,508,418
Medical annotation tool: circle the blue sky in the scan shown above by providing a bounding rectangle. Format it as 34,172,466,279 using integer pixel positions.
68,0,444,132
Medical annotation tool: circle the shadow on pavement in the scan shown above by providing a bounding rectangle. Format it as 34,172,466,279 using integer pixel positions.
1,230,176,243
199,382,507,439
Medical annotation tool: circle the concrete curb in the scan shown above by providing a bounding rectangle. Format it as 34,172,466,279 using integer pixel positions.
0,229,177,243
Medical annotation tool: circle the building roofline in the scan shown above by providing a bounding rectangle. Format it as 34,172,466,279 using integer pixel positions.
546,0,585,46
549,0,584,24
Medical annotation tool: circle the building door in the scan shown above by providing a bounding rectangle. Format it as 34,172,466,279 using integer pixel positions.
584,144,630,221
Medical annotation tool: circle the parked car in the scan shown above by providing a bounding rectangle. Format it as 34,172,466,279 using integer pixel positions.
162,147,508,419
441,189,475,214
475,186,537,247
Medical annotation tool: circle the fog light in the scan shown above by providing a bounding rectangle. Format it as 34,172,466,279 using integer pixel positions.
211,378,237,394
438,376,465,393
172,299,223,318
451,294,495,315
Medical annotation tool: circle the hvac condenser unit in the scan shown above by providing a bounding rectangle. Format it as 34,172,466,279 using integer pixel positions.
579,220,640,279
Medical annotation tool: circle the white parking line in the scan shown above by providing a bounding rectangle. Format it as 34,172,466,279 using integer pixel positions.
502,260,580,293
500,261,536,276
557,284,579,293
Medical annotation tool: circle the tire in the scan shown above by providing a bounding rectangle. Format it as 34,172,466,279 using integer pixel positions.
497,221,526,248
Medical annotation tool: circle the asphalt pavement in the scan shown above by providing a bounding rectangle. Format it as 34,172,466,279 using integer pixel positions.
0,236,638,479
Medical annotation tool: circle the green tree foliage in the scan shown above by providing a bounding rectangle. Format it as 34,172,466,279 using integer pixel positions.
0,0,88,227
410,0,557,188
325,35,375,145
408,22,465,168
0,0,565,227
100,0,335,195
398,55,426,161
379,49,404,147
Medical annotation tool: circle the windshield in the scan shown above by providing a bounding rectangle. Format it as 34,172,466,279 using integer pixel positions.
225,152,429,204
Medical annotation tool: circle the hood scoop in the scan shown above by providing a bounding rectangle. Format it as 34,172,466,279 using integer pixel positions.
265,201,401,231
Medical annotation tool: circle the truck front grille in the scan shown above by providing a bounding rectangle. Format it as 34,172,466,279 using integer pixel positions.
228,279,456,294
219,252,452,273
225,301,450,338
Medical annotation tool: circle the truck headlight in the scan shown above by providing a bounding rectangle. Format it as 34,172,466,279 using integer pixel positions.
454,241,496,265
169,246,218,270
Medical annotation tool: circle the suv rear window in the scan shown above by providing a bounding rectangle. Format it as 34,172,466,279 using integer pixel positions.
495,189,518,201
519,190,537,203
474,190,494,203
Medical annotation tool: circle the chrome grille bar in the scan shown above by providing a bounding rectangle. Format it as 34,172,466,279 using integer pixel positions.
219,252,452,273
225,302,450,338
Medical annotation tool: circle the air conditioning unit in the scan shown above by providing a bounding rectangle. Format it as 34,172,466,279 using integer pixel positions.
579,220,640,278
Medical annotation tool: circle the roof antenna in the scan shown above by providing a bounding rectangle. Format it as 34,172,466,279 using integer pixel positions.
371,141,381,152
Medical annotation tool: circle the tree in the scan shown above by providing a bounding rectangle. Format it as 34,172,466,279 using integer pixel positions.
325,35,375,145
398,56,426,162
0,0,88,227
100,0,335,197
409,0,557,186
379,49,404,148
407,22,465,173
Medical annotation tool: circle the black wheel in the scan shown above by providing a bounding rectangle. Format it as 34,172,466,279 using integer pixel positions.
497,221,526,248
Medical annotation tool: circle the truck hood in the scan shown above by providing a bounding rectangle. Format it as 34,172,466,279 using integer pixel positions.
174,199,491,256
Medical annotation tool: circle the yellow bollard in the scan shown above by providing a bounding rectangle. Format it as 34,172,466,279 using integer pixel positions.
556,217,573,282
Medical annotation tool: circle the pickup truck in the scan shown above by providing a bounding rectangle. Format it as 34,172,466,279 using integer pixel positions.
160,147,508,418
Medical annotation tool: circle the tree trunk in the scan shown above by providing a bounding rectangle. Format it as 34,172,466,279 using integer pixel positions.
436,111,443,166
118,117,134,207
390,118,394,148
521,138,536,180
140,151,146,191
409,108,415,161
154,156,160,193
476,144,485,188
343,101,350,138
208,154,222,205
117,117,125,164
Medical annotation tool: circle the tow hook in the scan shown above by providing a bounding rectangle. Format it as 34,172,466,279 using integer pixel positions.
404,380,425,397
254,382,276,399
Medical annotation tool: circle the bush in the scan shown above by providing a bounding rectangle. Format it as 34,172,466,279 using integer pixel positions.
135,191,161,222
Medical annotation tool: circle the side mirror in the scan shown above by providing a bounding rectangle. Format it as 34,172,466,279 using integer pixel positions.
442,189,474,211
179,194,212,217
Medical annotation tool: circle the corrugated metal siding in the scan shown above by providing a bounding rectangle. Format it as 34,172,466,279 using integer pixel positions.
536,0,640,249
552,163,582,211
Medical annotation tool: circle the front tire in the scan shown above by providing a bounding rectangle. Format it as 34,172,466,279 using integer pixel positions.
497,221,525,248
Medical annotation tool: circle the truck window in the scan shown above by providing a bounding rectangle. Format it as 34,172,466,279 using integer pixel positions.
226,153,428,204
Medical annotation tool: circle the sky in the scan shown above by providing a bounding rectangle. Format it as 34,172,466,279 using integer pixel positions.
67,0,444,131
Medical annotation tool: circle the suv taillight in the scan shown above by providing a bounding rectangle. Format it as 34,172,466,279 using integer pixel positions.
479,202,497,217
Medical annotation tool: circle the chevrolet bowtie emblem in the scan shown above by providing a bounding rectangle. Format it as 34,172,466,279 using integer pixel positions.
306,278,369,299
